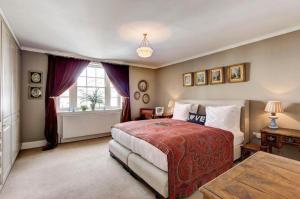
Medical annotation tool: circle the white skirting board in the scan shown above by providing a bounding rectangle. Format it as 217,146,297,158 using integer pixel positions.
21,133,111,150
21,140,47,150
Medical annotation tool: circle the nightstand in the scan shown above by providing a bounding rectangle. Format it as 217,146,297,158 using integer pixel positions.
153,114,173,119
261,127,300,153
241,143,268,160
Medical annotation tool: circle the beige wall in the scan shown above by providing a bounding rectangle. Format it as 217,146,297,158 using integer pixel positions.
21,51,48,142
20,51,156,142
129,66,156,119
156,30,300,136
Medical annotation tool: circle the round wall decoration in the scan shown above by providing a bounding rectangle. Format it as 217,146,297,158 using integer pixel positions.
142,93,150,104
29,71,42,84
138,80,148,92
134,91,141,100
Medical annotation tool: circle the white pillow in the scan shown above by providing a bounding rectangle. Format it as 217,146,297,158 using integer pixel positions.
172,102,197,121
205,105,241,133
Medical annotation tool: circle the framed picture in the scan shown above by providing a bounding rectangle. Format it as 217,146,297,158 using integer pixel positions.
209,67,224,84
29,86,42,99
194,70,207,86
183,72,193,87
142,93,150,104
227,63,246,83
29,71,43,84
138,80,148,92
155,107,164,116
134,91,141,100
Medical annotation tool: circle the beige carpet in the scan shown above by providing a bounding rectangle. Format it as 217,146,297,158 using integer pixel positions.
0,137,155,199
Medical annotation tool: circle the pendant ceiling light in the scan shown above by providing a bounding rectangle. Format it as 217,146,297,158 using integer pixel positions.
136,33,153,58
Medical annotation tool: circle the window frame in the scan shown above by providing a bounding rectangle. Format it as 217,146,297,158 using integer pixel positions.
57,63,122,112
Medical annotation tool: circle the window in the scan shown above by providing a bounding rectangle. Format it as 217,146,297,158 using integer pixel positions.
57,63,122,111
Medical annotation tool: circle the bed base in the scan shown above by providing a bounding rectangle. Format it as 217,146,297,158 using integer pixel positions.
110,151,167,199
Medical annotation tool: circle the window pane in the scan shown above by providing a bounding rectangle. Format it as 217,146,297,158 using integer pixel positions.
60,90,69,97
77,77,86,86
111,97,118,107
80,68,86,77
87,67,96,77
60,97,69,109
111,87,118,97
87,77,96,87
95,68,105,78
96,78,105,87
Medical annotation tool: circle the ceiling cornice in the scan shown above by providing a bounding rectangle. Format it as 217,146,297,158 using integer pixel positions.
21,46,157,69
157,24,300,68
0,8,21,47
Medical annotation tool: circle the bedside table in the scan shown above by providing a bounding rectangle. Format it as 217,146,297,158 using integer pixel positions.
261,127,300,153
241,143,268,160
153,114,173,119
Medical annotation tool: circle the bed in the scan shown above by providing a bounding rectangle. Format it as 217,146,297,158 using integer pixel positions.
109,100,249,199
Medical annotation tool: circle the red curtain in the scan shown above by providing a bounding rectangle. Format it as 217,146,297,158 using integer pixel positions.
101,62,131,122
44,55,90,150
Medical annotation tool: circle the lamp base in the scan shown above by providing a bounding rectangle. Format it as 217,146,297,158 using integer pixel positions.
268,115,278,129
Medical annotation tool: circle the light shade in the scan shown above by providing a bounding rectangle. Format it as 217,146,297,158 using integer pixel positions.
265,101,283,113
136,46,153,58
137,33,153,58
168,100,174,108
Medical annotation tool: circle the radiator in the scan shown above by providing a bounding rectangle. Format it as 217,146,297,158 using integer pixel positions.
59,110,121,140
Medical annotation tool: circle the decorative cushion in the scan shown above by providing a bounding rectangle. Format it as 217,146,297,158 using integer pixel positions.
172,102,198,121
187,113,206,125
205,105,241,133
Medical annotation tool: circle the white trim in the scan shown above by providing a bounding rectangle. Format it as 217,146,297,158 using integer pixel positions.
158,24,300,68
21,140,47,150
21,46,157,69
0,8,21,47
60,133,110,143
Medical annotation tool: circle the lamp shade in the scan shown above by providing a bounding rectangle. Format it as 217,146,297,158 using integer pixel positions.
168,100,174,108
264,101,283,113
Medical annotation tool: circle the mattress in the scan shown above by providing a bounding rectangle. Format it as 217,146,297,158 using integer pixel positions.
111,127,244,172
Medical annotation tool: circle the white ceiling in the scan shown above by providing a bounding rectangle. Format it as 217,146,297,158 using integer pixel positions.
1,0,300,68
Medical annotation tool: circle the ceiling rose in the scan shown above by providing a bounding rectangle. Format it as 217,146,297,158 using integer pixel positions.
136,33,153,58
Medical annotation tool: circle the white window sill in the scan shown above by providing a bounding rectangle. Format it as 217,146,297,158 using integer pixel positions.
57,108,122,116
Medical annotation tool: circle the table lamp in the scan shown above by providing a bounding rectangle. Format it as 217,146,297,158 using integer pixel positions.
167,100,174,114
264,101,283,129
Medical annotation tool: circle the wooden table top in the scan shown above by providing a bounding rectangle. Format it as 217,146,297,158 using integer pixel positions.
261,127,300,138
199,152,300,199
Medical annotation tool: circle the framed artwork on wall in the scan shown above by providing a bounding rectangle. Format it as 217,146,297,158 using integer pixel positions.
138,80,148,92
227,63,246,83
134,91,141,100
209,67,225,84
142,93,150,104
29,86,42,99
194,70,207,86
29,71,43,84
183,72,194,87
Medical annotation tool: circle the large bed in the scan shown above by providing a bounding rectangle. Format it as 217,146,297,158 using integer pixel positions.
109,100,249,199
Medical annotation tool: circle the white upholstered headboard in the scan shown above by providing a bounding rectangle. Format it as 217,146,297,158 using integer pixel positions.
177,99,250,144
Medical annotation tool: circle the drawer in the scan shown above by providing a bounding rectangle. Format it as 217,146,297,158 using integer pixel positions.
282,136,300,145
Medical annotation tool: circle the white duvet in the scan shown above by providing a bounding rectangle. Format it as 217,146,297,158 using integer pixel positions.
111,127,244,172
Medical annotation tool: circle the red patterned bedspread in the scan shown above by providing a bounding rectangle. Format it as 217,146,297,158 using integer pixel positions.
114,118,233,199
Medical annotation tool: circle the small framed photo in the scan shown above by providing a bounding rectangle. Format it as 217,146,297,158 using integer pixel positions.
194,70,207,86
134,91,141,100
155,107,164,116
183,72,194,87
209,67,224,84
29,71,43,84
227,64,246,83
29,86,42,99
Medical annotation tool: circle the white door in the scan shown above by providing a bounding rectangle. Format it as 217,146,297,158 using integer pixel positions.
11,113,20,162
2,116,12,182
2,25,12,118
